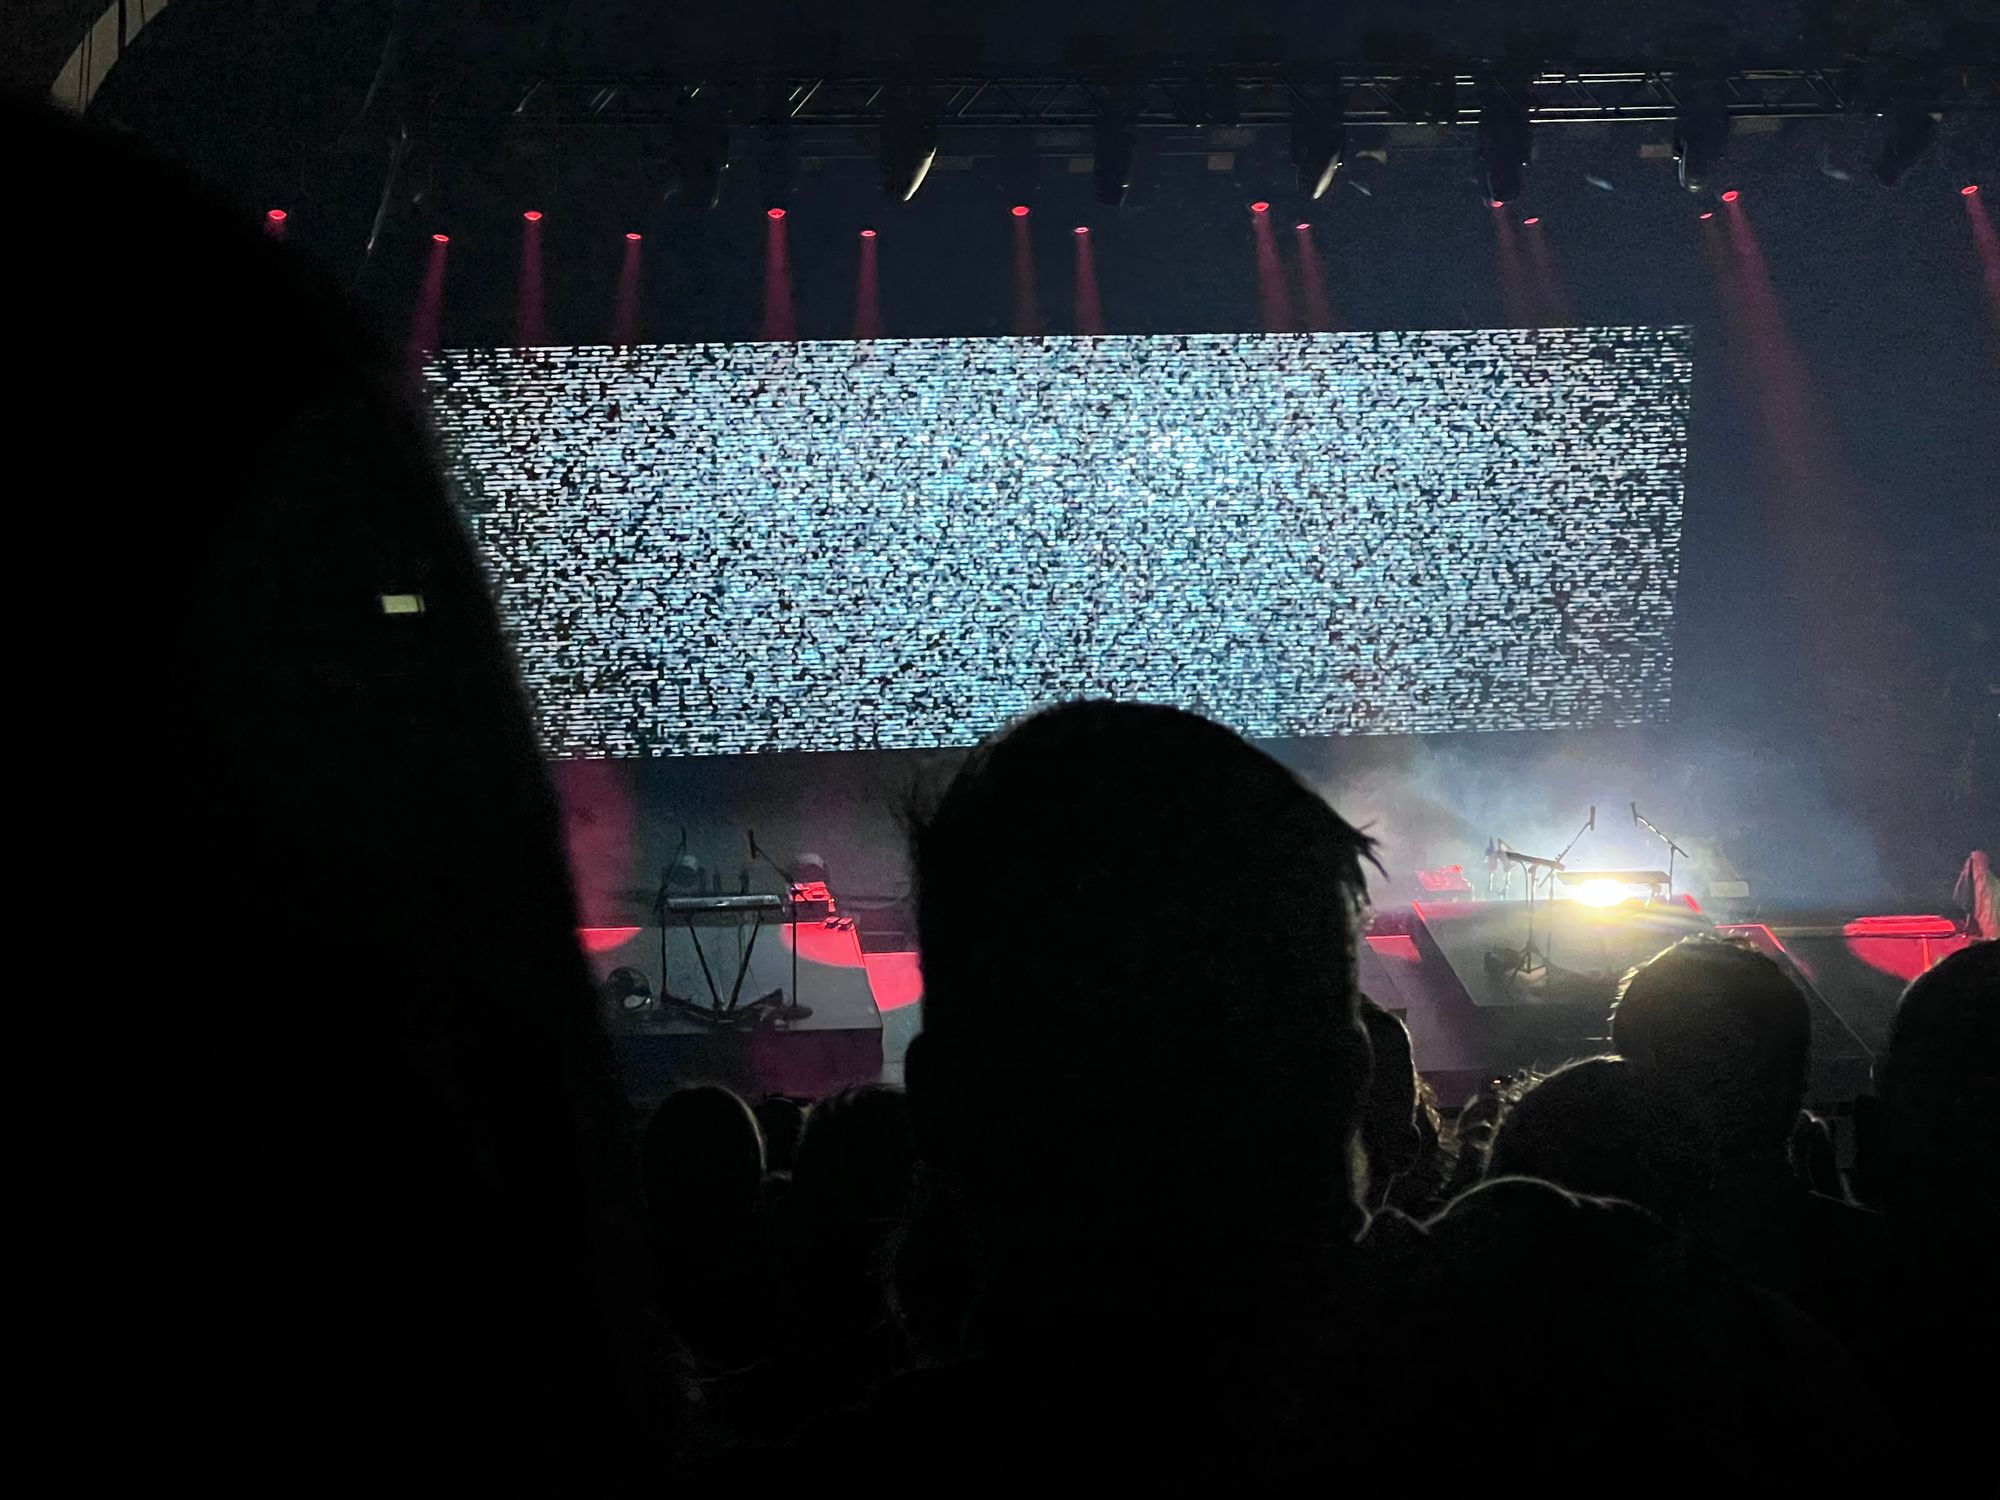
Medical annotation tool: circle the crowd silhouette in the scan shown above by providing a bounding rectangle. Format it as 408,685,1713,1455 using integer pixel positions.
26,101,1995,1496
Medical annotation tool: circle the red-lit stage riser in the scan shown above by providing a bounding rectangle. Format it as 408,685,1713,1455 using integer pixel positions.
578,901,1968,1114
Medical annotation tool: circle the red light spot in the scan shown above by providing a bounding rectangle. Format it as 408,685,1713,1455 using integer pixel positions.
1294,221,1310,231
1489,200,1505,210
1011,204,1030,217
860,227,877,238
1699,211,1714,220
265,208,287,223
1963,184,1980,197
1522,216,1540,225
625,231,642,241
431,232,450,243
1250,201,1270,214
523,209,543,222
1074,225,1089,235
767,207,786,220
1720,189,1740,203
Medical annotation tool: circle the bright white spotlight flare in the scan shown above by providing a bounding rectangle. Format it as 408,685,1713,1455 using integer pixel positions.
1573,878,1630,908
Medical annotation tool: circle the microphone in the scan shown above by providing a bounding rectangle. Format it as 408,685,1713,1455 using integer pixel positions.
1588,805,1596,832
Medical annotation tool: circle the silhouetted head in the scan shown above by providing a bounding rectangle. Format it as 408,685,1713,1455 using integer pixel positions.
1612,935,1810,1158
643,1086,766,1223
753,1095,809,1176
1488,1056,1706,1220
20,101,651,1489
1359,999,1422,1205
1869,941,1998,1240
910,701,1375,1266
792,1085,917,1226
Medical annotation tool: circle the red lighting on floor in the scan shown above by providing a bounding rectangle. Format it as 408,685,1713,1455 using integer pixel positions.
625,231,642,241
1720,189,1740,202
860,227,877,238
431,232,450,243
1250,201,1270,214
523,209,543,222
1963,184,1981,197
1074,225,1089,235
767,206,787,220
1522,216,1540,225
1011,204,1030,217
265,208,287,223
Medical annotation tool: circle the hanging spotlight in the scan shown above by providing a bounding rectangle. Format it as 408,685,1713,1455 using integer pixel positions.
1476,75,1533,207
1873,101,1939,187
1292,103,1346,200
1093,116,1136,207
881,89,940,203
1672,83,1730,194
669,89,730,209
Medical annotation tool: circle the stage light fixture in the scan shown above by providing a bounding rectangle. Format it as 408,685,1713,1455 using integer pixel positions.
1011,204,1030,217
1873,102,1939,187
1522,215,1540,225
431,232,450,243
1074,225,1090,235
1699,210,1714,220
766,207,786,220
1673,88,1730,194
522,209,543,222
625,231,642,241
1963,183,1980,196
265,208,287,223
860,227,878,238
1294,221,1310,231
1292,108,1345,200
1093,117,1136,207
1250,200,1270,214
1720,189,1740,202
1476,76,1533,207
880,93,939,203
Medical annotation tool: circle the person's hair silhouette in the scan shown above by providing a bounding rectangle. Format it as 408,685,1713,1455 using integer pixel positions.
1613,934,1810,1159
894,700,1377,1484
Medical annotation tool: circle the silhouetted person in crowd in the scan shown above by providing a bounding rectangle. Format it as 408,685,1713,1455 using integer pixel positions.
1486,1056,1707,1222
753,1094,809,1180
21,103,656,1493
1613,935,1884,1312
643,1086,773,1373
791,702,1377,1487
1849,942,1997,1463
1358,999,1422,1209
1406,1177,1882,1488
764,1088,919,1410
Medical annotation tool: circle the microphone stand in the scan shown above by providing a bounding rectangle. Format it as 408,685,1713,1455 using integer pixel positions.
1632,805,1690,899
747,831,808,1023
1546,806,1596,900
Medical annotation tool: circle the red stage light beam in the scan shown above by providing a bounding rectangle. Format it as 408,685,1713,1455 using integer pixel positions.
762,206,797,340
610,230,643,344
1012,206,1043,334
1074,222,1104,334
1250,200,1293,331
516,209,545,346
855,224,881,338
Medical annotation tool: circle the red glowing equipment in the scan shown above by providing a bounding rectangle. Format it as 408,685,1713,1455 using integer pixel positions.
431,232,450,243
265,208,287,223
860,228,878,238
1522,216,1540,225
625,231,642,241
523,210,543,222
1250,201,1270,214
1011,204,1030,217
767,207,786,220
1963,184,1980,196
1074,225,1089,235
1720,189,1740,202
